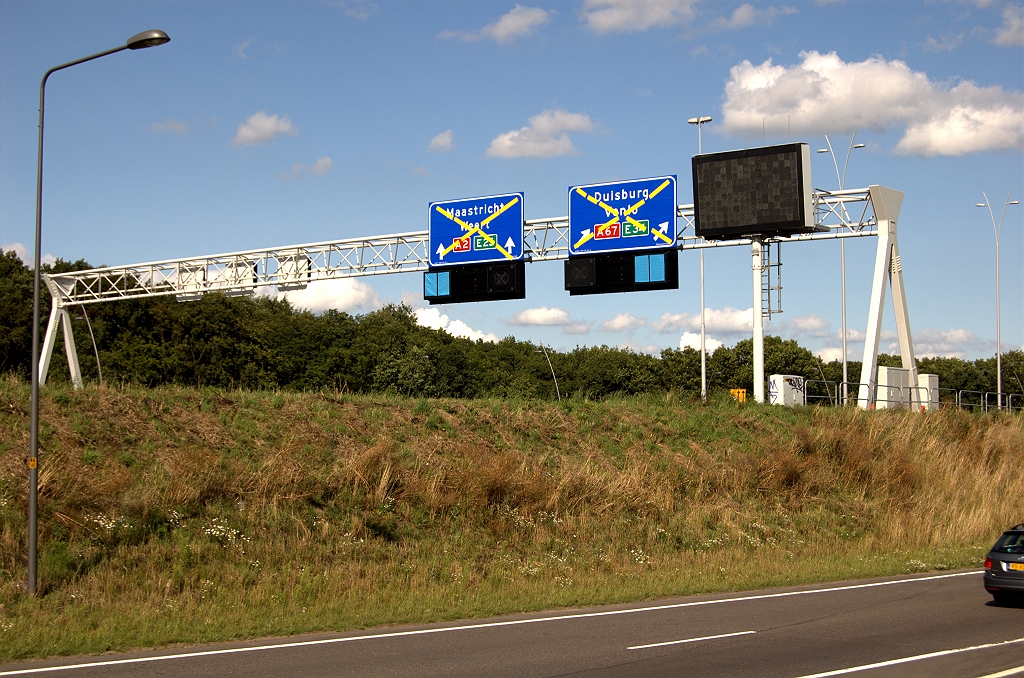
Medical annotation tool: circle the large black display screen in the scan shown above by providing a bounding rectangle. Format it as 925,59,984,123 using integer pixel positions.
693,143,815,241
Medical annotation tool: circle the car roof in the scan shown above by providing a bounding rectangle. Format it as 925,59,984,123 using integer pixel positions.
1006,523,1024,532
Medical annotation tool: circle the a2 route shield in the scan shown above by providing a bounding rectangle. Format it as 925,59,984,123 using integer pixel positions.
568,176,676,256
429,193,525,267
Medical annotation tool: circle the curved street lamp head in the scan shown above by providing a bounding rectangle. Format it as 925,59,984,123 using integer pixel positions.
853,143,865,149
976,203,987,208
1009,201,1020,206
817,148,829,153
127,30,170,50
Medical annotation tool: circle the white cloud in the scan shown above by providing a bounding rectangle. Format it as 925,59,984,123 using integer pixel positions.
995,3,1024,46
580,0,699,34
151,118,188,135
2,243,55,268
600,312,647,332
440,5,550,43
486,109,598,158
278,278,381,314
233,39,252,59
483,5,550,42
816,347,844,362
563,320,594,335
620,339,663,355
329,1,380,20
679,331,723,352
923,33,964,53
278,156,333,181
720,50,1024,156
429,130,454,152
414,307,499,343
509,306,572,326
789,313,829,332
909,327,991,358
233,111,298,147
652,307,753,334
712,3,797,30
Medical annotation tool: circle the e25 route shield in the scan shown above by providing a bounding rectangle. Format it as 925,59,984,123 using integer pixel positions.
429,192,525,267
568,176,676,256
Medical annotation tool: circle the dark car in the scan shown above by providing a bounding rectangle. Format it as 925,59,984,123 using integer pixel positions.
984,523,1024,604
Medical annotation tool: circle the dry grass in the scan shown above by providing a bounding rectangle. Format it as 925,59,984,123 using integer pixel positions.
0,381,1021,660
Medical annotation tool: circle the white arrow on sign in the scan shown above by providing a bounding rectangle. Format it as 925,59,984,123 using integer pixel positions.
658,222,669,234
504,237,516,252
436,243,446,260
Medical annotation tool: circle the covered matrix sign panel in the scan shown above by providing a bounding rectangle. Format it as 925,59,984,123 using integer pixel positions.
693,143,817,241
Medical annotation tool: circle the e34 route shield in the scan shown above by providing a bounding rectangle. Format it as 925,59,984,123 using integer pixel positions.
429,193,525,267
568,176,676,256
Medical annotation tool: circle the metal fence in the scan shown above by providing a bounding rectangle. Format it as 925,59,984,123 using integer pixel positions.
784,380,1023,412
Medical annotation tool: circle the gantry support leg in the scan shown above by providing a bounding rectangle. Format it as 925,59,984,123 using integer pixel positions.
37,304,83,389
858,186,914,410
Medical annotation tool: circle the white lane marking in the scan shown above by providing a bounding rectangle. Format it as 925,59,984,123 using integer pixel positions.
628,630,756,650
978,666,1024,678
0,571,981,676
794,637,1024,677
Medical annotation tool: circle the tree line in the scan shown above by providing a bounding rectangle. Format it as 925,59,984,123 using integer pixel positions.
2,250,1021,399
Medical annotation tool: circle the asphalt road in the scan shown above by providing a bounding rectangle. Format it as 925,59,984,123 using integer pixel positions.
3,570,1022,677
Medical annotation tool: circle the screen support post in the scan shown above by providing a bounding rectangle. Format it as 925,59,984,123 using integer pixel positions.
752,237,765,403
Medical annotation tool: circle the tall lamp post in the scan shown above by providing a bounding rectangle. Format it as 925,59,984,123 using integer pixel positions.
27,29,170,596
817,133,864,404
687,116,712,401
975,192,1019,409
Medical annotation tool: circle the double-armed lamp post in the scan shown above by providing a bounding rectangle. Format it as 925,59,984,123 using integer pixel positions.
817,134,864,404
27,30,171,596
975,192,1019,409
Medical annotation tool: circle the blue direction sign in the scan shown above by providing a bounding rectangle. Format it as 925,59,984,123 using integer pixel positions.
568,176,676,256
429,192,525,267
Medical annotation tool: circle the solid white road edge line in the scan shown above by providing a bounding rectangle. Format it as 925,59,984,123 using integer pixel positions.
977,666,1024,678
627,630,756,650
794,637,1024,678
0,570,982,676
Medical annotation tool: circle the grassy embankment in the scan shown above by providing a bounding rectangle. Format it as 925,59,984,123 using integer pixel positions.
1,377,1022,661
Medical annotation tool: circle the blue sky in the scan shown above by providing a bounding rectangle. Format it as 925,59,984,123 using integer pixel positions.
2,0,1022,361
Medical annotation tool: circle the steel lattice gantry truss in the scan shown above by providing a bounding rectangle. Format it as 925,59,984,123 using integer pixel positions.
44,187,878,308
41,186,897,405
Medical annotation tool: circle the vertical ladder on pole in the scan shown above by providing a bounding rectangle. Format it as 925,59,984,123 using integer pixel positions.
761,242,782,319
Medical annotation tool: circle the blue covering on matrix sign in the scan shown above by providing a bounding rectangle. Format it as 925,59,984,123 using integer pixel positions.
423,271,450,298
569,176,676,256
429,192,525,267
634,253,666,283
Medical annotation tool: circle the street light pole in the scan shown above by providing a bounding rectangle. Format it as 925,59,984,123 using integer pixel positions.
817,134,864,404
687,116,712,401
976,192,1019,410
27,29,170,596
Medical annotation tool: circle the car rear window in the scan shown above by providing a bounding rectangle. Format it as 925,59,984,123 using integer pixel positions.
993,532,1024,553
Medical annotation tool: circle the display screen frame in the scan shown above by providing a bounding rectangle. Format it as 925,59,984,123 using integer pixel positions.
692,143,816,241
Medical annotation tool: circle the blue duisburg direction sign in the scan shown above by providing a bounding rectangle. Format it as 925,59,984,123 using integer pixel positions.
429,192,525,267
568,176,676,256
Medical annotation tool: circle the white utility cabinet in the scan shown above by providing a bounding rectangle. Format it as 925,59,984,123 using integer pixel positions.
875,366,910,409
918,373,939,411
769,374,806,407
